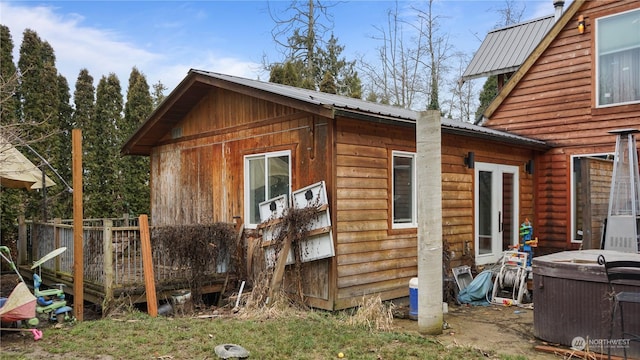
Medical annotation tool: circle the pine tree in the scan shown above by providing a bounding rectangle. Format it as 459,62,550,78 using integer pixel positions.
120,67,152,216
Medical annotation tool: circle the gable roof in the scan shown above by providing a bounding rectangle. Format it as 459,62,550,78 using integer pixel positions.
479,0,586,121
122,70,547,156
462,15,555,82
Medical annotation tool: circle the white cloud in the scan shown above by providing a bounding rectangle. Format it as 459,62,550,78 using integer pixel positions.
2,3,158,86
0,2,263,96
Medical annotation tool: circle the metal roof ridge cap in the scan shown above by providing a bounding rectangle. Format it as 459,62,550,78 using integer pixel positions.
489,14,554,33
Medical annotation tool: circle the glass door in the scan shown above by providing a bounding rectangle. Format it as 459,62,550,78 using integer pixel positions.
475,163,519,264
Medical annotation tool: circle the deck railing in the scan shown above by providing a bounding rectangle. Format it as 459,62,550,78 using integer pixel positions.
18,216,232,305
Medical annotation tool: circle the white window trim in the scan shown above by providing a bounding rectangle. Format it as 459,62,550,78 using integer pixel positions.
570,153,613,243
243,150,292,229
392,151,417,229
595,8,640,108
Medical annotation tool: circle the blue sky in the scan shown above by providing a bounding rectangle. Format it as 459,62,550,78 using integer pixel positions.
1,1,558,99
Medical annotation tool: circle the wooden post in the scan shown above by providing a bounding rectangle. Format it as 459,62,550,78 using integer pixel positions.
139,214,158,317
580,158,594,249
417,110,443,335
72,129,84,321
54,218,61,272
102,219,114,309
269,235,291,302
17,215,26,265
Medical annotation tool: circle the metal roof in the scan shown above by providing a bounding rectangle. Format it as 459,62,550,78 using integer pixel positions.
461,15,555,82
122,70,547,155
192,70,418,122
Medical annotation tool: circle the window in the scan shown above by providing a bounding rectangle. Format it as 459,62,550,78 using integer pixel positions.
392,151,416,228
570,154,613,244
596,8,640,107
244,151,291,227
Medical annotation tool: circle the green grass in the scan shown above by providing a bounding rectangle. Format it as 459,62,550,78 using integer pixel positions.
2,310,529,360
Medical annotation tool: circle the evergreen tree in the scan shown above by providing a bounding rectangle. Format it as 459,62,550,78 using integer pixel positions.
18,29,61,221
152,80,167,108
73,69,95,131
475,75,497,122
319,71,337,94
0,25,19,126
268,2,361,98
72,69,96,215
269,60,303,88
85,73,121,218
316,34,361,98
0,25,22,244
72,68,99,216
51,74,73,218
120,67,152,216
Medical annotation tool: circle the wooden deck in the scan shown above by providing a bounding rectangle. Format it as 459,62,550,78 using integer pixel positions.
17,216,233,306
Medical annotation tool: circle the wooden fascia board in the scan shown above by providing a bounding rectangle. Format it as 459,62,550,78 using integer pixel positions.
121,75,201,155
483,0,586,119
195,75,336,119
461,66,520,83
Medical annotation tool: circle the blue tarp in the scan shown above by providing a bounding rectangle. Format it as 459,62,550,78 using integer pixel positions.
457,270,493,306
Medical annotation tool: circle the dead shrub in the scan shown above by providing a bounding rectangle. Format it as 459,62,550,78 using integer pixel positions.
152,223,238,304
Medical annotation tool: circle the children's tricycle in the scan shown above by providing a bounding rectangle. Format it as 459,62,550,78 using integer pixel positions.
30,247,73,323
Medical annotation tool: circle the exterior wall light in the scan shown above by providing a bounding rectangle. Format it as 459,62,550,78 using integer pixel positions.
464,152,475,169
525,159,534,175
578,15,585,34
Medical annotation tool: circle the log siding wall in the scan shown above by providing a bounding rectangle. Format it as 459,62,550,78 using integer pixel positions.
485,0,640,251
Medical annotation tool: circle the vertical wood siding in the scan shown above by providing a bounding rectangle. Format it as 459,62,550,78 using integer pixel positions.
485,0,640,251
149,88,333,308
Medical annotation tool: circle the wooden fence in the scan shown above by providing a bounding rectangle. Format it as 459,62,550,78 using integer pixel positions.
17,216,231,305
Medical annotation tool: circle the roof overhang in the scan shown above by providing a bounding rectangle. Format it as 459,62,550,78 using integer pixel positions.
122,70,549,156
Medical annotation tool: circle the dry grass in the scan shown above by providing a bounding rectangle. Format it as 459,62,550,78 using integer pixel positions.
346,294,395,331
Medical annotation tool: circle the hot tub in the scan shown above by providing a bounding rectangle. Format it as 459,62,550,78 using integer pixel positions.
533,250,639,358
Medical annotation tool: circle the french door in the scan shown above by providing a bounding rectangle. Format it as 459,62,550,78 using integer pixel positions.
475,163,519,265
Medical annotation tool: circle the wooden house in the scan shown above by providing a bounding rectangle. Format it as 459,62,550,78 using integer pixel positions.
466,0,640,253
122,70,548,310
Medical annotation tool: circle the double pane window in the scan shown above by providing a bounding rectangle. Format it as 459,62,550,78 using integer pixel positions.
597,9,640,107
245,151,291,226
